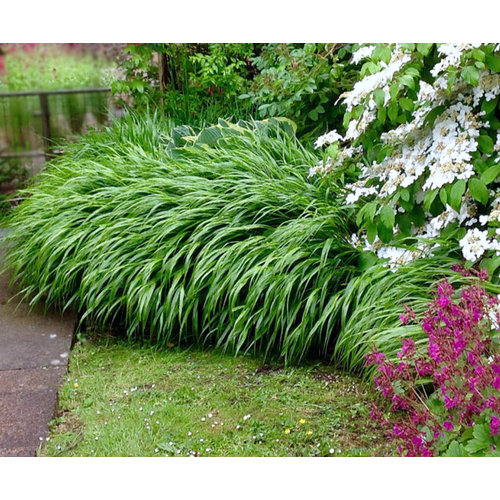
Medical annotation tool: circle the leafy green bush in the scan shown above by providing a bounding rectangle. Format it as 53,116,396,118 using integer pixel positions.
112,43,358,137
241,43,356,139
112,44,255,125
312,43,500,279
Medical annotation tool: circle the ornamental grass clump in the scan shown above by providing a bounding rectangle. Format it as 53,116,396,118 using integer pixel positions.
366,269,500,456
5,114,363,363
332,255,477,373
7,112,494,370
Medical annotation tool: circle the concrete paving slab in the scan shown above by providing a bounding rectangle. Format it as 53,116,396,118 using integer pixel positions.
0,232,77,457
0,447,35,457
0,303,75,371
0,368,64,455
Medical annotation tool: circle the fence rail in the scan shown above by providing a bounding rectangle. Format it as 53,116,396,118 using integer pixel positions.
0,87,110,98
0,87,111,161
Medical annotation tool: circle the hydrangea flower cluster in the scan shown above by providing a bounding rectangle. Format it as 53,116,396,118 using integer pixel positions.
313,43,500,270
366,269,500,456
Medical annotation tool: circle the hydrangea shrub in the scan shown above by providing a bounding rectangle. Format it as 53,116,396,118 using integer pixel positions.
313,44,500,276
366,269,500,456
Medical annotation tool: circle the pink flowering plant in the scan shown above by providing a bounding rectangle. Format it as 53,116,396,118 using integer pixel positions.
366,267,500,456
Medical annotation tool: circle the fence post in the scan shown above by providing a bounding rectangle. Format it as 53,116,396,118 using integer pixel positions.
158,51,167,109
39,93,52,161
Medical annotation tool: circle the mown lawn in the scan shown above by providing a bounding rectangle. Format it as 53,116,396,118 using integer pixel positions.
41,333,390,457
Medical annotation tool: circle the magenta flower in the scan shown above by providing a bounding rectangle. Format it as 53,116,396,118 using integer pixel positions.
437,295,450,308
494,377,500,391
443,421,454,432
491,416,499,436
366,274,500,457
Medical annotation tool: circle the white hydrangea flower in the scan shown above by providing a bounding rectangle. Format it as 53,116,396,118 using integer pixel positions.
495,131,500,153
349,233,362,248
342,46,411,115
314,130,343,149
459,228,491,261
308,157,333,178
345,185,378,204
314,44,500,269
430,44,469,77
351,45,376,64
376,246,422,271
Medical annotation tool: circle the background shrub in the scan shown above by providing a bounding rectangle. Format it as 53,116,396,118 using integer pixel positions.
111,43,358,138
241,43,356,139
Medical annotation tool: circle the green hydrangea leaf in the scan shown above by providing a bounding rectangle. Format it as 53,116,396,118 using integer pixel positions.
481,164,500,185
468,177,489,205
449,179,466,212
461,65,479,86
485,54,500,73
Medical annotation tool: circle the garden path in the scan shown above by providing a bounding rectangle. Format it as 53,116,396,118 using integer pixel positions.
0,228,76,456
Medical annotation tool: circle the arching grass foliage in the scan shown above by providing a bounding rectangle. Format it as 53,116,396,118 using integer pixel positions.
6,114,357,362
6,113,495,371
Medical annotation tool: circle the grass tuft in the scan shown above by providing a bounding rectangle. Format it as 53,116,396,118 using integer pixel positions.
7,112,495,371
6,114,359,363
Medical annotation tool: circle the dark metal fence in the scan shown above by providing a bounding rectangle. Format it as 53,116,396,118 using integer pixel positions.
0,87,111,161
